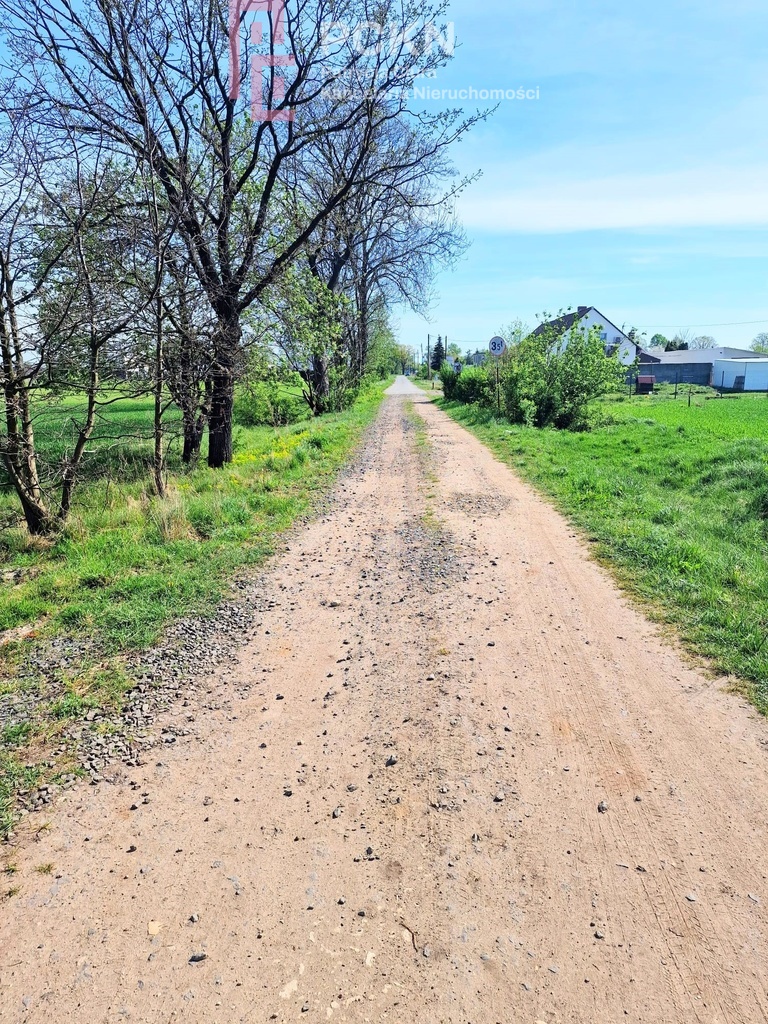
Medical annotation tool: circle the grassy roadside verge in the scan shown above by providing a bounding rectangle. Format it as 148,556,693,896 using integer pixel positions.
432,393,768,715
412,377,443,394
0,380,391,840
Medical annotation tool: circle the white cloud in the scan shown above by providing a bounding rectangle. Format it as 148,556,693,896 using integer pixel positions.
458,166,768,233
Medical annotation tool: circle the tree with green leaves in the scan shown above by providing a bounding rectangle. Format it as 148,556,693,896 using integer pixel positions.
364,314,401,381
394,345,414,374
500,318,627,429
269,264,349,416
751,332,768,353
626,327,646,347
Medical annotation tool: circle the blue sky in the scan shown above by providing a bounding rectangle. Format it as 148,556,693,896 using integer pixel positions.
396,0,768,353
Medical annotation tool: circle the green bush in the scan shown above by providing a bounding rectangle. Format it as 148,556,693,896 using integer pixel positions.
501,322,628,430
234,377,309,427
442,320,627,430
455,366,492,406
439,363,458,398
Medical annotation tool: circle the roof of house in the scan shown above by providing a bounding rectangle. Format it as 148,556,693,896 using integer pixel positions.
532,309,583,337
532,306,633,345
650,346,768,364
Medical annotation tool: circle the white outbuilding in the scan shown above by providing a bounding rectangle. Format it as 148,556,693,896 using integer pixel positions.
713,358,768,392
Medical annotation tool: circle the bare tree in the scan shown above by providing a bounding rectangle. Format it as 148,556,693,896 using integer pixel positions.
1,0,480,467
0,108,157,534
301,114,471,387
690,334,718,350
160,253,217,464
669,328,694,350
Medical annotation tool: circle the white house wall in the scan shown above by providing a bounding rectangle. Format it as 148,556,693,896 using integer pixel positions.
565,310,635,366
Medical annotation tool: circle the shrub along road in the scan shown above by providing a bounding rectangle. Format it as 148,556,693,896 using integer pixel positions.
1,377,767,1023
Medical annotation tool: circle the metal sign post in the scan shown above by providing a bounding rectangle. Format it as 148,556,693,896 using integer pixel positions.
489,336,507,416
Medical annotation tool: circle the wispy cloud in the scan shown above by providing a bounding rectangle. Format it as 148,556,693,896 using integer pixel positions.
459,166,768,233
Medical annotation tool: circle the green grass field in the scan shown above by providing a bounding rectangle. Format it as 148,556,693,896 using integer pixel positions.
0,381,390,837
438,390,768,713
1,388,387,650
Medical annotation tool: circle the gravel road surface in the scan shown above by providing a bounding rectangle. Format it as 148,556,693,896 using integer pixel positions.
2,377,767,1023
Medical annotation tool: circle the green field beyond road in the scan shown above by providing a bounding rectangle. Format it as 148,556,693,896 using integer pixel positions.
1,385,389,653
440,391,768,713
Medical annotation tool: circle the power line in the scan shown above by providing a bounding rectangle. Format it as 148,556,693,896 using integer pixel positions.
638,318,768,330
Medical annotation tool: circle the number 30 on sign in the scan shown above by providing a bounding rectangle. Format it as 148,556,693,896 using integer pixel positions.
489,336,507,357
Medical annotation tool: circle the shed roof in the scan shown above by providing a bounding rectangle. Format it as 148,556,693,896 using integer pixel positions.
713,357,768,363
653,347,767,364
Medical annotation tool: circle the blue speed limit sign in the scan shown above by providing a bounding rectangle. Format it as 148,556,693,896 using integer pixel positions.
489,336,507,357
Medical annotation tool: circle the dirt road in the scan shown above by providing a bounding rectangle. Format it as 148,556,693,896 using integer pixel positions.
2,377,768,1024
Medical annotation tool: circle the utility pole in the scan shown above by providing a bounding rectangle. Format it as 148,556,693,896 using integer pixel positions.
427,334,431,380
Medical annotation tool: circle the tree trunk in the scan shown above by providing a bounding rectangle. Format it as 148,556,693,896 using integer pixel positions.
153,291,166,497
57,364,99,525
351,282,370,386
207,312,240,468
309,355,330,415
207,374,233,467
356,315,369,384
17,484,52,536
182,384,210,464
182,408,197,464
1,308,51,534
1,449,52,535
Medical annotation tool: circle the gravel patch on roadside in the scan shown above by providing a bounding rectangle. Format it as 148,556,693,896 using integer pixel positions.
0,412,382,835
